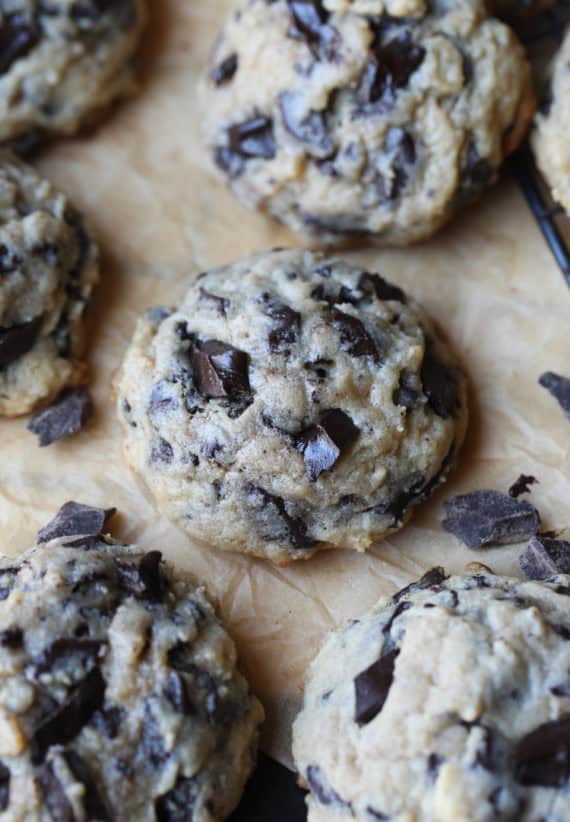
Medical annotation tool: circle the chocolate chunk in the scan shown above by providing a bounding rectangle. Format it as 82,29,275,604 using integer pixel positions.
211,52,238,86
0,627,22,649
148,380,179,419
0,315,42,367
38,749,110,822
306,765,350,809
287,0,339,60
296,409,359,481
392,567,448,603
37,501,116,544
37,758,76,822
164,672,191,715
302,212,370,237
509,474,538,499
515,715,570,787
0,762,9,812
279,92,333,158
199,287,229,317
358,32,425,108
151,437,174,464
377,128,416,202
192,340,251,399
32,667,106,762
354,648,399,725
0,13,40,76
229,116,276,160
519,535,570,581
442,490,541,550
260,293,301,353
33,638,106,677
141,703,167,766
156,777,198,822
247,485,314,550
551,681,570,697
0,244,22,274
0,567,18,602
114,551,164,602
539,372,570,420
91,706,124,739
427,753,444,782
359,272,406,304
393,371,418,410
331,308,379,362
27,388,94,447
420,342,460,419
367,810,388,820
64,750,110,820
459,143,493,199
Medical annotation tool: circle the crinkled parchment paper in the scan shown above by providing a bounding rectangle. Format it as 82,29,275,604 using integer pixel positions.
0,0,568,768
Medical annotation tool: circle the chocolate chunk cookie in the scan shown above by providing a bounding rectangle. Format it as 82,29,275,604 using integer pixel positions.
0,513,263,820
0,0,147,147
293,569,570,822
116,249,468,565
203,0,534,245
0,152,98,416
533,30,570,215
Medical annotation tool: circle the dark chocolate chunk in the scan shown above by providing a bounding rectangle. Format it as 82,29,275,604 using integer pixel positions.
427,753,444,782
302,212,370,236
420,342,460,419
32,667,106,762
192,340,250,399
114,551,164,602
306,765,351,809
459,143,493,200
331,308,379,362
393,371,418,411
0,315,42,367
392,567,448,603
37,758,76,822
367,810,388,820
148,380,179,419
296,409,360,481
156,777,198,822
151,438,174,464
354,648,399,725
164,671,191,715
359,271,406,304
33,638,106,677
358,32,425,108
259,293,301,353
508,474,538,499
551,681,570,698
519,535,570,581
141,703,167,766
0,567,18,602
63,750,110,820
91,706,124,739
515,715,570,787
442,490,541,550
27,388,94,447
0,13,40,76
279,92,333,158
376,128,417,202
287,0,339,60
211,52,238,86
539,372,570,420
0,627,22,649
199,287,229,317
37,501,116,544
0,762,9,812
0,244,22,274
228,116,276,160
247,485,314,550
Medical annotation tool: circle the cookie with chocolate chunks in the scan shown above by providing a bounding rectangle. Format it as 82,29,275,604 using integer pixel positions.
0,513,263,820
117,249,468,564
293,569,570,821
204,0,533,245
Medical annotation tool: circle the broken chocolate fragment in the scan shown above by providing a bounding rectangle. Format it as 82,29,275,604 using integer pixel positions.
279,92,333,158
228,116,276,160
150,437,174,464
37,501,116,544
539,372,570,420
164,672,192,715
247,485,314,551
393,371,418,411
515,715,570,787
331,308,379,362
392,567,448,603
296,409,360,481
442,490,541,550
376,128,417,202
0,627,22,649
459,143,493,201
211,52,238,86
0,315,43,367
148,380,179,420
33,638,106,677
0,13,40,76
354,648,399,725
420,342,460,419
358,32,425,109
199,287,230,317
156,777,198,822
306,765,351,809
0,762,9,812
91,706,124,739
114,551,164,602
27,388,94,447
260,293,301,353
192,340,251,399
519,535,570,581
287,0,339,60
359,271,406,304
508,474,538,499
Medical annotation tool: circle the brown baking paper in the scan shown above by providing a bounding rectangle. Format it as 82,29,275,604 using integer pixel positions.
1,0,569,769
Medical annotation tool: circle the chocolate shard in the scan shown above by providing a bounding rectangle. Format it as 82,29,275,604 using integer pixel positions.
260,293,301,353
228,116,276,160
420,342,460,419
156,777,198,822
296,409,360,481
392,567,448,603
515,715,570,787
279,91,334,159
0,627,22,648
519,535,570,581
163,671,192,715
0,762,9,813
37,501,116,544
358,32,425,108
247,485,314,551
331,308,379,362
376,128,417,202
210,52,238,86
354,648,399,725
359,271,406,304
114,551,164,602
63,750,110,820
459,143,494,202
539,372,570,420
32,667,106,763
509,474,538,499
199,287,229,317
0,13,40,76
191,340,250,399
37,758,76,822
27,388,94,447
393,371,418,411
33,638,106,677
0,315,42,366
442,490,541,550
287,0,339,60
91,706,124,739
306,765,351,809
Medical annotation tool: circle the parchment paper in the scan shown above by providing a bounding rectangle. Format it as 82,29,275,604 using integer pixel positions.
1,0,568,768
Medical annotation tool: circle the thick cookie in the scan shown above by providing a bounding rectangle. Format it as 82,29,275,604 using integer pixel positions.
0,0,147,147
532,30,570,215
293,568,570,822
0,508,263,820
116,249,468,565
0,152,98,416
203,0,534,245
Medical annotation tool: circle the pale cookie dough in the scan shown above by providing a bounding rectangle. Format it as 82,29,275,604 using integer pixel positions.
116,249,468,565
203,0,534,245
0,152,98,416
533,30,570,215
0,512,263,820
293,568,570,822
0,0,147,148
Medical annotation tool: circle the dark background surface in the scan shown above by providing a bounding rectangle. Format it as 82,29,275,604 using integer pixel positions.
230,755,307,821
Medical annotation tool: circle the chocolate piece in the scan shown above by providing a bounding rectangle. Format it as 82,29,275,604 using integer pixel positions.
228,116,276,160
211,52,238,86
367,809,389,820
442,490,541,550
64,750,110,820
392,567,448,603
287,0,339,60
148,380,179,419
0,627,22,648
302,211,370,236
0,315,42,367
37,759,75,822
427,753,444,782
199,287,229,317
0,13,40,76
114,550,164,602
519,535,570,580
0,244,22,274
358,32,425,108
515,715,570,787
420,342,460,419
156,777,198,822
91,706,124,739
359,271,406,304
27,388,94,447
260,293,301,353
354,648,399,725
33,638,106,677
459,143,493,199
0,763,9,812
191,340,251,399
296,409,360,481
377,128,416,202
247,485,314,550
32,667,106,762
279,92,333,158
306,765,350,809
509,474,538,499
37,501,116,544
393,371,418,410
539,372,570,420
331,308,379,362
150,438,174,464
163,672,191,715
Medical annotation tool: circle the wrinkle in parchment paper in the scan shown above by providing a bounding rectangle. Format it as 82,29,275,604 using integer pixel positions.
0,0,568,768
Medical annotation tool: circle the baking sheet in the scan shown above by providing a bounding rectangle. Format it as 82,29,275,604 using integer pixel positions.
1,0,569,768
